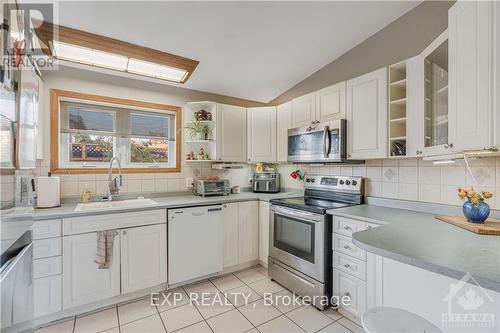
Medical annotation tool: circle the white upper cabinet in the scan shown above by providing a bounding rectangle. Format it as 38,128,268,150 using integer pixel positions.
346,68,388,159
291,92,316,127
291,82,346,128
216,104,247,162
406,56,425,158
449,1,495,151
247,107,276,163
315,81,346,122
276,102,292,162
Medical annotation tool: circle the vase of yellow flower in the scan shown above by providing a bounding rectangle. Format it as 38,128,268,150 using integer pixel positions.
457,187,493,223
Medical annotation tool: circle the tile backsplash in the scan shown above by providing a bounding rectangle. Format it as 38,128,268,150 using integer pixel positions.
277,157,500,209
34,157,500,209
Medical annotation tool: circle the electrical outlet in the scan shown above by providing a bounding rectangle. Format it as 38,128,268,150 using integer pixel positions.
186,177,194,189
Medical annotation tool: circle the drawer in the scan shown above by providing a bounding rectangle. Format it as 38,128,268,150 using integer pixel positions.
333,234,366,261
63,209,167,235
333,268,366,318
33,238,62,259
34,275,62,318
33,219,62,240
333,216,367,237
334,252,366,281
34,256,62,278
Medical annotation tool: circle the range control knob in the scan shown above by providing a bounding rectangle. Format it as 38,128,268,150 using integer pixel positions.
345,180,351,185
339,180,345,185
305,178,310,183
352,180,358,186
311,178,316,183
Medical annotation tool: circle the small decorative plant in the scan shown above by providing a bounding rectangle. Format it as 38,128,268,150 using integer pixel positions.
186,120,213,140
457,187,493,223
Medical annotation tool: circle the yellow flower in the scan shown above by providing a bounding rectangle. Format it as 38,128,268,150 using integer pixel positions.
482,191,493,199
471,196,480,205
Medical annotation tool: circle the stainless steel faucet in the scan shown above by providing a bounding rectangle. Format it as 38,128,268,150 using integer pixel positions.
107,156,122,201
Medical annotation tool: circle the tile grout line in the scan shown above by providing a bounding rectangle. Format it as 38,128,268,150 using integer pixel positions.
154,298,169,333
115,305,122,333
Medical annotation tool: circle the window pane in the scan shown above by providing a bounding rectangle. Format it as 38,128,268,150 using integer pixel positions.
70,134,113,162
69,107,114,132
130,113,169,137
130,138,168,163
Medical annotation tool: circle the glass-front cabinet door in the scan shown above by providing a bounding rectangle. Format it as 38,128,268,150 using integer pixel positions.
418,31,455,156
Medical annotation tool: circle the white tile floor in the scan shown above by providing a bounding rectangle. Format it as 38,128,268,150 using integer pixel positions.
36,266,365,333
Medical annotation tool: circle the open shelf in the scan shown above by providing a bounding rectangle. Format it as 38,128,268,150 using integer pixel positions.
388,61,408,157
185,140,215,144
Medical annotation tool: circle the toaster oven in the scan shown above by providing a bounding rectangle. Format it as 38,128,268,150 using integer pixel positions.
196,179,230,197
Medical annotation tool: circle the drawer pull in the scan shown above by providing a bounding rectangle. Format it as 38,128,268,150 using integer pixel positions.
343,245,351,250
344,292,351,297
343,226,352,231
344,263,351,269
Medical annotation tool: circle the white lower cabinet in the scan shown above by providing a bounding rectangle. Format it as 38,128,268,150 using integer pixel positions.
258,201,269,266
63,232,121,309
62,223,167,309
223,201,259,269
121,224,167,293
333,269,366,318
34,275,62,318
238,201,259,263
223,203,240,268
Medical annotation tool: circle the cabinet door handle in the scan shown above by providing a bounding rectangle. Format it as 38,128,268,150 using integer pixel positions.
344,292,351,298
122,231,127,235
343,245,351,250
444,143,453,149
344,263,351,269
343,225,352,231
416,150,422,155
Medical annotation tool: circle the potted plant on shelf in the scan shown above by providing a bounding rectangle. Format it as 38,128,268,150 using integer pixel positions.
457,187,493,223
186,120,213,141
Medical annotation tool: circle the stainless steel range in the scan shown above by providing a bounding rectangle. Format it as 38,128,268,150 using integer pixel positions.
268,175,364,309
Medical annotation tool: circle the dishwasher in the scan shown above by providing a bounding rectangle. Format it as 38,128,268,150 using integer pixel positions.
168,205,224,285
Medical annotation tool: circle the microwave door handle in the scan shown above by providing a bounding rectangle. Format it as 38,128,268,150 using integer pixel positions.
322,125,331,158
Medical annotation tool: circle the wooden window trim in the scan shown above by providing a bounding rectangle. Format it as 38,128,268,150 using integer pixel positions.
50,89,182,174
35,21,199,83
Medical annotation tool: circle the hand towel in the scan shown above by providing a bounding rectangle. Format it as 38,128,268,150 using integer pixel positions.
95,230,116,269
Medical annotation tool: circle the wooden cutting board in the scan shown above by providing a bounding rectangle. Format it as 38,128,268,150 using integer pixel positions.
435,215,500,235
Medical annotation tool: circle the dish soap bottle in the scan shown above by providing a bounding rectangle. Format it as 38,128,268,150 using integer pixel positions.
81,185,92,203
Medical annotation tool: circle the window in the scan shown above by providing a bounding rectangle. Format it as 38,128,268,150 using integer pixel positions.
51,89,181,173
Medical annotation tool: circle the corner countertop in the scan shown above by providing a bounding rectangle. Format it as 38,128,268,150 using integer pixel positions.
327,205,500,293
31,190,302,220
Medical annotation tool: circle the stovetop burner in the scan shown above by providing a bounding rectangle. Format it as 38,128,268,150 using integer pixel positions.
270,175,364,214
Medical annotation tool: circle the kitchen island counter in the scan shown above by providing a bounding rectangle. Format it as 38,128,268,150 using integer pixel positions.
327,204,500,293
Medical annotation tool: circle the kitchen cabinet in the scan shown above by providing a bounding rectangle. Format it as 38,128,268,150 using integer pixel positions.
238,201,259,263
121,224,167,293
258,201,270,266
34,275,62,318
63,232,121,309
291,82,346,128
315,81,346,122
223,203,239,268
276,102,292,162
448,1,495,152
291,92,316,127
223,201,259,269
247,107,276,163
346,68,388,159
216,104,247,162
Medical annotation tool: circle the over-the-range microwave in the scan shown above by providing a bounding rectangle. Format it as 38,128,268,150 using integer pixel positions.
287,119,362,163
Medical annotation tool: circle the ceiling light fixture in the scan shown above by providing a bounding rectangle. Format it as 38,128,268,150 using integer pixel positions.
35,21,199,83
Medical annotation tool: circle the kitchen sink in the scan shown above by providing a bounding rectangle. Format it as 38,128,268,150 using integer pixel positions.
75,198,158,211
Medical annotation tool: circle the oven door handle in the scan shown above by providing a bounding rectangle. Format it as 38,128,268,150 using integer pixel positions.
271,206,324,223
322,125,331,158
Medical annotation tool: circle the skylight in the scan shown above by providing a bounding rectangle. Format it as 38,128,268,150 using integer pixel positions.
52,41,189,83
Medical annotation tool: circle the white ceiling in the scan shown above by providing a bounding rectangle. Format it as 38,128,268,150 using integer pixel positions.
41,1,420,102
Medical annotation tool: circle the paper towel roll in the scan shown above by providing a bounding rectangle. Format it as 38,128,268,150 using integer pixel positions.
37,176,60,208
